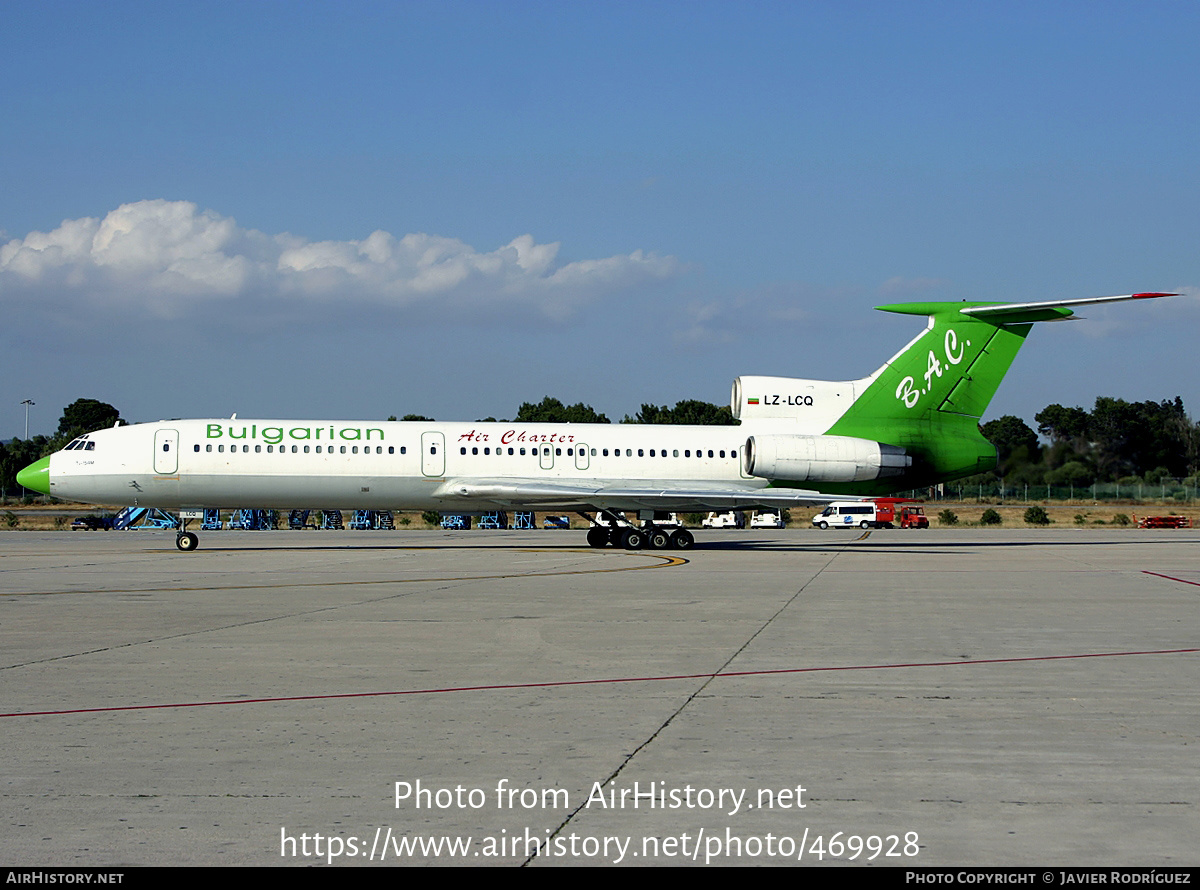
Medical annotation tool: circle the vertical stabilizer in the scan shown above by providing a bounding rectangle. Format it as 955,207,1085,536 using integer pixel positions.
822,293,1177,487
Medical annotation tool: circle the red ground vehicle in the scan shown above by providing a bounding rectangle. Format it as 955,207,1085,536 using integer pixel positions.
1135,515,1193,529
897,505,929,528
871,499,929,529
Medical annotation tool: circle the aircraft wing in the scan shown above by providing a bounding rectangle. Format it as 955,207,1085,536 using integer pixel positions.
430,478,837,513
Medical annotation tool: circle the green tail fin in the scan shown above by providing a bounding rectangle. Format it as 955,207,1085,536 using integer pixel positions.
827,302,1036,483
815,293,1175,491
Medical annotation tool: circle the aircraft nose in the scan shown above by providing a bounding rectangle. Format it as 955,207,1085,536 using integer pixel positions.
16,456,51,495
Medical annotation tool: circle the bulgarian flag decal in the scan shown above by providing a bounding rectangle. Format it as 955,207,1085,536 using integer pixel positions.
747,397,760,405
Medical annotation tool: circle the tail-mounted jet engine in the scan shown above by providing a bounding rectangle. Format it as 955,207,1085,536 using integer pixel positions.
744,434,911,484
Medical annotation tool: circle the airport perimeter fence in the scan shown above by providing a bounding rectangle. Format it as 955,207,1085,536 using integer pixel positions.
897,479,1199,504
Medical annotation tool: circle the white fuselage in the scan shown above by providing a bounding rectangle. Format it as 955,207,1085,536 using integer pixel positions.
49,418,765,512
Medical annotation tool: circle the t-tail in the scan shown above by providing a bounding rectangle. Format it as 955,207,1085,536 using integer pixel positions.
736,292,1177,495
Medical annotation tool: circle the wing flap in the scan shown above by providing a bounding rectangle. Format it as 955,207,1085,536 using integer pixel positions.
431,478,836,512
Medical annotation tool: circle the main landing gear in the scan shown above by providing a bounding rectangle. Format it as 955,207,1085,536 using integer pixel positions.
584,512,694,551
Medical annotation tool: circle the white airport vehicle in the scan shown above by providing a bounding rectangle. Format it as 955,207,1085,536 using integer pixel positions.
16,293,1177,552
750,509,785,529
812,502,880,529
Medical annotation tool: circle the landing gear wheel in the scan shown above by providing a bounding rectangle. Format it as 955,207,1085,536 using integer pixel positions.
176,532,199,552
586,527,609,548
621,528,645,550
669,528,694,550
645,527,670,549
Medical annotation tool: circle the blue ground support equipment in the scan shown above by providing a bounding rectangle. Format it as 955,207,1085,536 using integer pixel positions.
229,509,277,530
115,507,180,530
288,510,315,529
512,512,536,530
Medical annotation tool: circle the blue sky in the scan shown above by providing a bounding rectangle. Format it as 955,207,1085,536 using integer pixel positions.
3,0,1197,437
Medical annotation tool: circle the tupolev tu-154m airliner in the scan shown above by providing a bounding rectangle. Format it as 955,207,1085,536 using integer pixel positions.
17,292,1177,552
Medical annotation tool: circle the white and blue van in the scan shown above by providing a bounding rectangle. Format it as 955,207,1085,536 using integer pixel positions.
812,502,879,529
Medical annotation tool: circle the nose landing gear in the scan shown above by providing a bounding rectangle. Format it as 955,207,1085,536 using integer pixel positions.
175,515,200,551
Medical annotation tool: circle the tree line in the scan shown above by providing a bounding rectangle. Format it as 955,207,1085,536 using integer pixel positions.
1,399,124,495
980,396,1198,487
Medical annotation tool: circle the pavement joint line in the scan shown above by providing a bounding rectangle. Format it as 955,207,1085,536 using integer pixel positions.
0,550,688,671
523,533,859,865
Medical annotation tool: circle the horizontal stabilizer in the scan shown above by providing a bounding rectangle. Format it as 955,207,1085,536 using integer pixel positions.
877,292,1178,324
958,292,1178,322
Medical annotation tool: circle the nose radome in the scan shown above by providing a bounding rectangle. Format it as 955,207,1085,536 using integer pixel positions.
16,456,51,494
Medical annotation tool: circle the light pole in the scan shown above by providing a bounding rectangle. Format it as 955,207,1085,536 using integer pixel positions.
19,400,34,439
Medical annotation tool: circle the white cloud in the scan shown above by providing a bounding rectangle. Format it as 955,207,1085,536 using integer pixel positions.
0,200,677,320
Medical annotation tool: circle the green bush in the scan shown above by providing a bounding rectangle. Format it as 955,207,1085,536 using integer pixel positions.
1111,513,1131,527
422,510,441,527
1023,506,1050,525
938,509,959,526
3,511,17,529
980,508,1002,526
1073,513,1088,526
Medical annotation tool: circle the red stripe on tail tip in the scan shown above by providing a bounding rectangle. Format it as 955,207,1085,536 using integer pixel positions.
1131,292,1178,298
